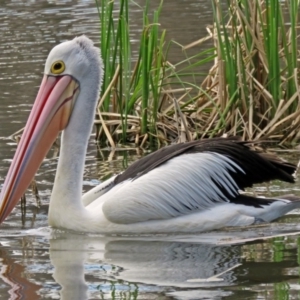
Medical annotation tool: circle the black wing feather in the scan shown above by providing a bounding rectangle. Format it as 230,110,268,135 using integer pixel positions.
114,137,296,192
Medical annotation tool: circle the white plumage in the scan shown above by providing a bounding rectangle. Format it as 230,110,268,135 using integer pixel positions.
100,153,243,223
0,35,299,234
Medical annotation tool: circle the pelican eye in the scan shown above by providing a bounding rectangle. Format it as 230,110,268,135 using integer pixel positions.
51,60,65,74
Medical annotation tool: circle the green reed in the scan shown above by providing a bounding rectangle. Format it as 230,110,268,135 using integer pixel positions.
207,0,300,142
95,0,168,146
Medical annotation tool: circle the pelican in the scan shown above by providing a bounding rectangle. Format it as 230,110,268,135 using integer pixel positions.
0,35,300,234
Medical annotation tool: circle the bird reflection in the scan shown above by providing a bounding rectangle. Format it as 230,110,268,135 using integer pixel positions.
1,226,300,300
49,232,243,300
0,245,40,300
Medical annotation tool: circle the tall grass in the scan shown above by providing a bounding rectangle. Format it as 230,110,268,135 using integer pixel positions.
197,0,300,143
94,0,215,147
95,0,300,146
95,0,167,147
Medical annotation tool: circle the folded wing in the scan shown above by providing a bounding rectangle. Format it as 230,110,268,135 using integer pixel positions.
95,138,296,224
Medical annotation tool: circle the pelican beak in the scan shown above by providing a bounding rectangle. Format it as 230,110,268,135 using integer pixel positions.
0,75,79,223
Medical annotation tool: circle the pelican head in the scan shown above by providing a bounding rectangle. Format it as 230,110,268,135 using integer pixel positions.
0,36,102,223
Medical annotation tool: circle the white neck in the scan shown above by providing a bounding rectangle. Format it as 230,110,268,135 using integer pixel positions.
48,72,101,229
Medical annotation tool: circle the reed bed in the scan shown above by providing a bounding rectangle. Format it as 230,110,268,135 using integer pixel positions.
94,0,300,147
196,0,300,145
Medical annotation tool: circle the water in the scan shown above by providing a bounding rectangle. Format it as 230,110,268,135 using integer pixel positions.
1,0,300,299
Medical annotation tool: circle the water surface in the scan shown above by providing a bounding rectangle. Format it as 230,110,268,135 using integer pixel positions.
1,1,300,299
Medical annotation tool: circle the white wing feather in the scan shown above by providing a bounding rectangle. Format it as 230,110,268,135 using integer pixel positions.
86,152,245,224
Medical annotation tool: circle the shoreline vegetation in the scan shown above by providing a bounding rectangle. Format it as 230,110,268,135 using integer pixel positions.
95,0,300,148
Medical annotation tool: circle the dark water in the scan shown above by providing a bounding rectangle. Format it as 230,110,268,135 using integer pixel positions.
1,1,300,299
